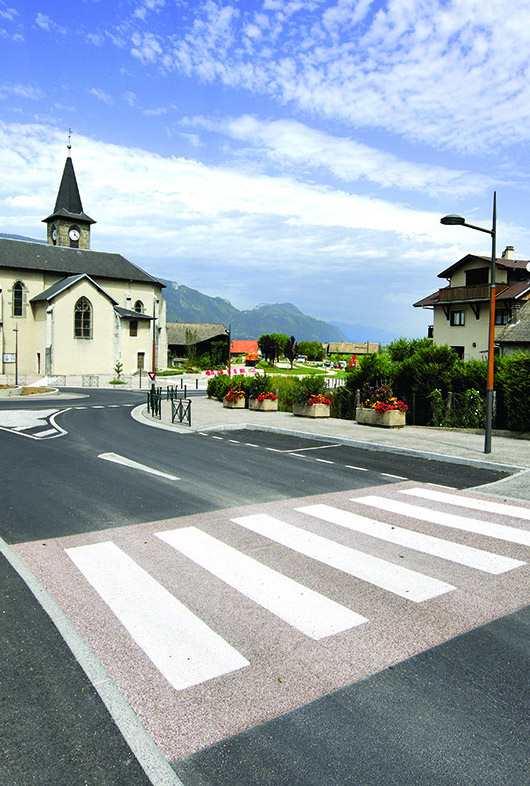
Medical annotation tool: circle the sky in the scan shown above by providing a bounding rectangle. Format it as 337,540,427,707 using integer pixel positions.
2,0,530,338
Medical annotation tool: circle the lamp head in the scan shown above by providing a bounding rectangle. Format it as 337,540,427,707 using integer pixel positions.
441,214,466,226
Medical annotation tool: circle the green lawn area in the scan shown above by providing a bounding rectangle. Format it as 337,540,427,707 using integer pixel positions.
256,362,328,376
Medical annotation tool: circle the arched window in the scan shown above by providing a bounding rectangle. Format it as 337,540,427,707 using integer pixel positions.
74,297,92,339
13,281,24,317
134,300,144,313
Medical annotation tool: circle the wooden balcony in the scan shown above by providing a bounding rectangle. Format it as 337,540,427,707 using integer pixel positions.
439,285,490,302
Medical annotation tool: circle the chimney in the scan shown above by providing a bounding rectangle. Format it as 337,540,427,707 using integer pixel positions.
502,246,514,260
511,302,521,324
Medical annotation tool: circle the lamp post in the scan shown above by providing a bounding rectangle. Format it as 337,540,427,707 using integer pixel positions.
13,327,18,386
441,191,497,454
226,324,232,376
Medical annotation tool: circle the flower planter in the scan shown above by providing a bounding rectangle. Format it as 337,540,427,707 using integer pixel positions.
356,407,406,428
249,398,278,412
223,398,246,409
293,403,330,418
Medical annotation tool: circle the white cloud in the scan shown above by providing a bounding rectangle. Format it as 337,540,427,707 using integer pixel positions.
187,114,491,198
88,87,114,105
0,84,44,100
35,12,66,35
143,106,167,116
0,121,518,336
126,0,530,154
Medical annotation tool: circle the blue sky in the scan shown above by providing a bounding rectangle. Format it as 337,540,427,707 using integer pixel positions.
2,0,530,337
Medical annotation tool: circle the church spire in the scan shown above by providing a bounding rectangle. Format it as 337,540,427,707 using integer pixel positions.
43,141,96,249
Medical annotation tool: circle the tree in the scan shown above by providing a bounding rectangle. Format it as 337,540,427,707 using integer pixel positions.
257,334,278,365
297,341,325,361
269,333,289,357
185,327,199,367
284,335,298,368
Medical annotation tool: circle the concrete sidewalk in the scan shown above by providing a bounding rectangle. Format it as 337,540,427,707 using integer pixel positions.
136,394,530,501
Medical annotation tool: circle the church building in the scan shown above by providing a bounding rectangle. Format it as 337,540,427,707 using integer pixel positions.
0,150,166,378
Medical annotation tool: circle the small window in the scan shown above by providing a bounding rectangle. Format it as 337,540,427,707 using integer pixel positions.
13,281,24,317
450,310,465,326
74,296,92,339
495,309,508,325
465,268,488,286
130,320,138,337
137,352,145,370
134,300,144,313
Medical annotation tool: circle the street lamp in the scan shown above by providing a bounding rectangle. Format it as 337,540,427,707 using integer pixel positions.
441,191,497,454
13,327,18,386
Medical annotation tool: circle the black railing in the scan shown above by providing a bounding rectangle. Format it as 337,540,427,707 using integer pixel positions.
172,398,192,427
146,387,162,419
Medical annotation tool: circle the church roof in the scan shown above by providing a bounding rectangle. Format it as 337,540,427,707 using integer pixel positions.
30,273,118,304
42,155,96,225
0,237,164,286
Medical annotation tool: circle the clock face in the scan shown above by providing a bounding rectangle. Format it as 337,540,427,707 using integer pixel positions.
69,227,80,241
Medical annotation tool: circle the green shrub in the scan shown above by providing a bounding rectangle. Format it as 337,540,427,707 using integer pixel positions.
330,386,356,420
269,375,298,411
501,353,530,432
292,375,327,405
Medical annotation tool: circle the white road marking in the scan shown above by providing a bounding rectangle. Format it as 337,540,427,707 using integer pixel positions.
65,541,249,691
298,504,525,575
157,527,367,639
401,487,530,521
346,465,368,472
98,452,180,481
287,444,341,453
231,514,455,602
92,405,105,409
355,496,530,547
211,436,223,440
245,443,259,447
381,473,407,480
315,458,334,464
34,428,58,438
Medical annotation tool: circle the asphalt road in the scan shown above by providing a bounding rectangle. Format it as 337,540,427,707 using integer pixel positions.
0,389,510,543
1,388,529,786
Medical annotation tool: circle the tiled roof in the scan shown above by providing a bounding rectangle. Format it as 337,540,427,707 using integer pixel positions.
167,322,227,344
496,301,530,344
0,237,163,286
30,273,118,304
230,340,258,354
438,254,530,279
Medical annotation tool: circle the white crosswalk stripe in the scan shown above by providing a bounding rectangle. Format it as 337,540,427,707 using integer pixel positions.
298,503,525,574
65,541,250,690
401,486,530,521
156,527,368,639
354,495,530,547
230,513,456,602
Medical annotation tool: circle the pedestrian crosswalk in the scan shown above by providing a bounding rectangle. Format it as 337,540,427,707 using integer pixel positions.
53,483,530,700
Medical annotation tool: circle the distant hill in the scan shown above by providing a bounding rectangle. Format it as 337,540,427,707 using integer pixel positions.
0,232,45,244
329,321,401,345
160,280,347,342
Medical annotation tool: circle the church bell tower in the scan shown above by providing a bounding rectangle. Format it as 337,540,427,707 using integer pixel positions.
43,146,95,249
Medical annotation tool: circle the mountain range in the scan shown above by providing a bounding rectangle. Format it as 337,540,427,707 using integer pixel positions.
0,235,398,343
159,280,347,342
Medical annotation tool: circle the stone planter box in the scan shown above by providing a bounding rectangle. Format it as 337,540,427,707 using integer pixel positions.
356,407,406,428
293,403,331,418
223,397,246,409
249,398,278,412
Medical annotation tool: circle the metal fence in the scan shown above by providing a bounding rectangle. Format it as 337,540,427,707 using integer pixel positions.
172,398,192,427
146,387,162,419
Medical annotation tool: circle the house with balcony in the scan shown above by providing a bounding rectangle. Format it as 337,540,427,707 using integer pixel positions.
414,246,530,360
